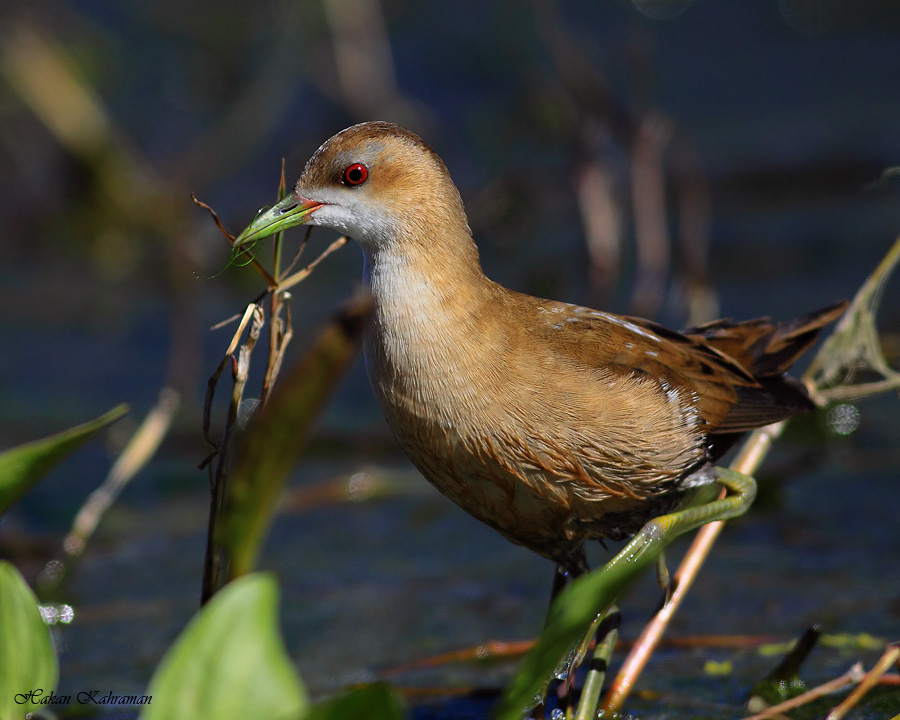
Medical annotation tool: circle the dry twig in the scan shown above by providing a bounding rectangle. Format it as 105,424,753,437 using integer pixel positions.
826,643,900,720
741,663,866,720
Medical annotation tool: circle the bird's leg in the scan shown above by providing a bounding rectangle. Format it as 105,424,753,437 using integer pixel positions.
567,468,756,720
528,469,755,718
546,563,574,620
529,565,568,719
569,467,756,719
533,556,587,719
549,584,621,718
548,552,625,718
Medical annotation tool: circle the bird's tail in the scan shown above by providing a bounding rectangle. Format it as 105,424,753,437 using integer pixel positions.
686,301,848,379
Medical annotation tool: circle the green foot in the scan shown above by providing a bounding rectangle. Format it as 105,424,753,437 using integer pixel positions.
602,467,757,580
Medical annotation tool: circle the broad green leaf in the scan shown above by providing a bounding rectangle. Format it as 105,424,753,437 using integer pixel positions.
0,404,129,515
140,573,307,720
216,296,372,581
310,684,404,720
0,561,58,720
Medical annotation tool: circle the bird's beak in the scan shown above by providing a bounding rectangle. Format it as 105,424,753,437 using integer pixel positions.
233,192,324,247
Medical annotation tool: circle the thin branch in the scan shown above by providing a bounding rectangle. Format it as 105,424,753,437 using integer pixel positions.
202,303,263,455
191,193,236,241
277,236,350,293
279,226,315,280
261,292,293,406
201,304,264,604
740,663,866,720
37,393,177,596
66,388,180,556
826,643,900,720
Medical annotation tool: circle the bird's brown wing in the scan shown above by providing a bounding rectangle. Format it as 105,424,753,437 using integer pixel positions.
531,300,846,435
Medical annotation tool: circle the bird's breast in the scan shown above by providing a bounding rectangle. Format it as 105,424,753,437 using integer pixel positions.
360,249,710,558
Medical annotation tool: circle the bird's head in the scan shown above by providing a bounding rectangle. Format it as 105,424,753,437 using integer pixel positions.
233,121,470,254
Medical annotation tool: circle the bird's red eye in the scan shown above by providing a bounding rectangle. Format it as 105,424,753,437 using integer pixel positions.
342,163,368,186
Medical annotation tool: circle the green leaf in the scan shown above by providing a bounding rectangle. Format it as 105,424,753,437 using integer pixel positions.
0,561,58,720
140,573,307,720
0,404,129,515
310,684,404,720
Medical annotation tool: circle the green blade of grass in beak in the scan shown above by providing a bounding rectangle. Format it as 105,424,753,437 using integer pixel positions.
234,194,324,247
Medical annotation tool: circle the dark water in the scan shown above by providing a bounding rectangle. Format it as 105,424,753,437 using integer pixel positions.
2,2,900,718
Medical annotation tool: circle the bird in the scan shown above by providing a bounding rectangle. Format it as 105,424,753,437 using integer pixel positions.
233,120,844,601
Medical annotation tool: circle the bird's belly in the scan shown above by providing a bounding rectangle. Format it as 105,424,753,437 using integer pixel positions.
373,389,698,563
363,328,708,562
389,417,579,559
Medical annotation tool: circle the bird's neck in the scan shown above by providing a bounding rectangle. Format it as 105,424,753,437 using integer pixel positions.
361,226,500,418
362,223,491,327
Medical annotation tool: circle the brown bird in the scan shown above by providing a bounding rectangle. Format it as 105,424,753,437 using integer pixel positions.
234,120,843,596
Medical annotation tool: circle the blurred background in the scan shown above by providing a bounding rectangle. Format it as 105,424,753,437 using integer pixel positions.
1,0,899,717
